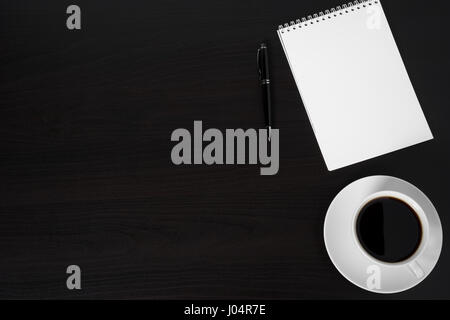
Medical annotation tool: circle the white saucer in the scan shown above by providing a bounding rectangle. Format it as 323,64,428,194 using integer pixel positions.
324,176,443,294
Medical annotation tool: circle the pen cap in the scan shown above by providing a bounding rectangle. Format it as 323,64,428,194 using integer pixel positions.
258,43,270,80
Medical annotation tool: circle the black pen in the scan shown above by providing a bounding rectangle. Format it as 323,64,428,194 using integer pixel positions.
257,43,272,141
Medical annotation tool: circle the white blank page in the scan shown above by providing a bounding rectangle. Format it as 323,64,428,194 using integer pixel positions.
278,0,432,171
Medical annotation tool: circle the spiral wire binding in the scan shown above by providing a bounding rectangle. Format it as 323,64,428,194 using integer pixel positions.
278,0,379,33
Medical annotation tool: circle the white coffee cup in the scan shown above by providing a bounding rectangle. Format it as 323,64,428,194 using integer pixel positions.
353,190,429,279
324,176,443,293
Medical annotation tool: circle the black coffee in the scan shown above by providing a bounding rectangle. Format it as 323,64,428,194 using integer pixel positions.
356,197,422,263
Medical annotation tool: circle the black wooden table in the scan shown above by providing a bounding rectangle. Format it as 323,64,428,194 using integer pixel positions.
0,0,449,299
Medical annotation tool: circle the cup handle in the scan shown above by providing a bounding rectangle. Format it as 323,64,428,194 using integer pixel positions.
408,261,424,279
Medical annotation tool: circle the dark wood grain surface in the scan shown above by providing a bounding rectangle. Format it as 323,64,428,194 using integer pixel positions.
0,0,449,299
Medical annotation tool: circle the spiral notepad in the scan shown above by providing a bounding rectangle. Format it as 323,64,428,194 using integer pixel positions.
277,0,433,171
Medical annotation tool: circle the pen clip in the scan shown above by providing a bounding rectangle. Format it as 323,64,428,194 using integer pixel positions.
257,47,262,80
